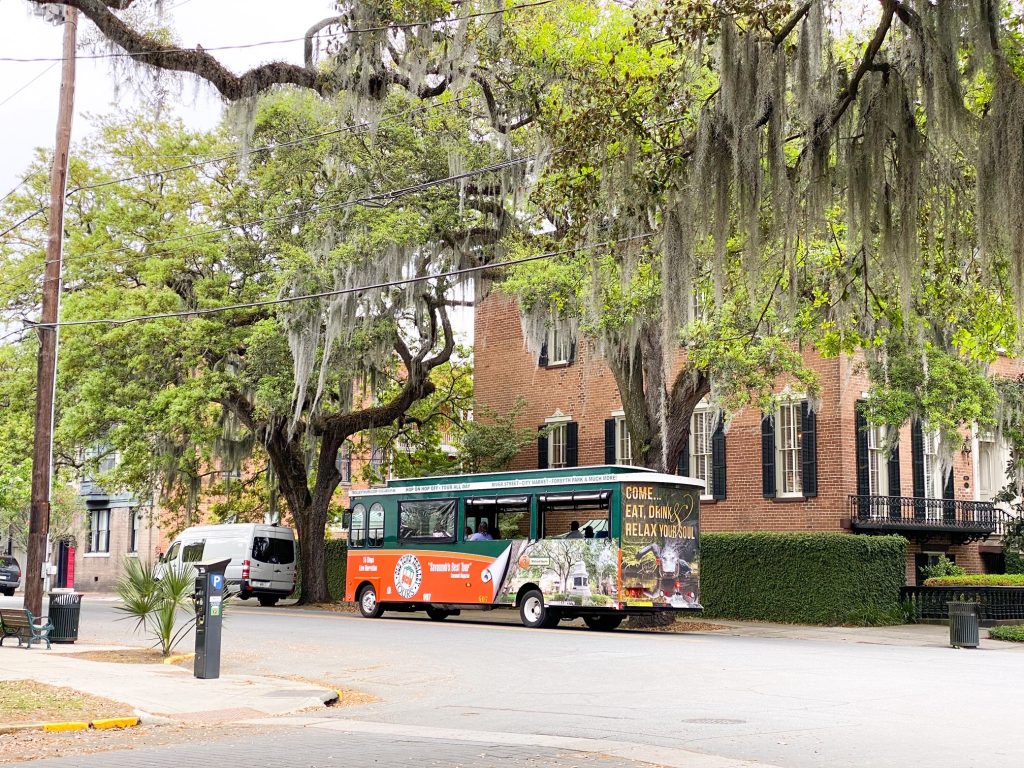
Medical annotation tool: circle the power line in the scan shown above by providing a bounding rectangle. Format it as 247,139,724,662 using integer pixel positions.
0,152,538,289
0,0,556,63
33,233,653,329
0,61,59,107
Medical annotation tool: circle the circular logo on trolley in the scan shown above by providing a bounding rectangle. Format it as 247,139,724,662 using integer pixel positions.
393,554,423,599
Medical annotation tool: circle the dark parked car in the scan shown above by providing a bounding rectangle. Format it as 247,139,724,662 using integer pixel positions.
0,556,22,596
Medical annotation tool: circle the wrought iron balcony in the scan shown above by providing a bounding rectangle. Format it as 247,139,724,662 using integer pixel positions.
849,495,999,543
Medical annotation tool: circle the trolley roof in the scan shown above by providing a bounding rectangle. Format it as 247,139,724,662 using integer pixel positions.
350,465,705,498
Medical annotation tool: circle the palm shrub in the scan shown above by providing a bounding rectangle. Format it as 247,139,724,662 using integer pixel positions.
115,557,198,656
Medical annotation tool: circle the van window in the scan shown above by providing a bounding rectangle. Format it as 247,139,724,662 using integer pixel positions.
252,536,295,564
165,541,181,563
182,541,205,563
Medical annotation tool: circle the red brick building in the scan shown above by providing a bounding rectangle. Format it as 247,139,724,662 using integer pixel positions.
474,293,1016,584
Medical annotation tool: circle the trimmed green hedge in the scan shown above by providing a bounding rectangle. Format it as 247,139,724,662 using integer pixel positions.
989,625,1024,642
292,538,348,602
700,532,906,625
925,574,1024,587
325,538,347,601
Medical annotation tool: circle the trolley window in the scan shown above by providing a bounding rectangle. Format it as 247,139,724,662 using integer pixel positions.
464,496,531,540
368,502,385,547
349,503,366,548
399,499,456,542
539,490,612,539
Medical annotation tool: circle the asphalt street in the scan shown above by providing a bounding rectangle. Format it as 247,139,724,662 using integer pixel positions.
3,595,1022,767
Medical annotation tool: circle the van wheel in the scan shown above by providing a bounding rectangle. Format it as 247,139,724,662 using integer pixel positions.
425,606,449,621
1,588,13,597
583,615,623,631
238,593,251,600
358,584,384,618
518,589,551,629
257,596,279,607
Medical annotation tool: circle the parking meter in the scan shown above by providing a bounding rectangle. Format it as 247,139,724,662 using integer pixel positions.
193,558,230,680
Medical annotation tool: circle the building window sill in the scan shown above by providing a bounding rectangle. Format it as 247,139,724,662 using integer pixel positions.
83,552,111,558
772,495,808,503
700,495,717,503
544,361,571,369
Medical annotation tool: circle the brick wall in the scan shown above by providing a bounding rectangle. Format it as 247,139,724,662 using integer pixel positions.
475,291,1003,583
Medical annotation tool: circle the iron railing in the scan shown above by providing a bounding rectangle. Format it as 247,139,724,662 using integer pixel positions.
901,585,1024,625
849,495,998,534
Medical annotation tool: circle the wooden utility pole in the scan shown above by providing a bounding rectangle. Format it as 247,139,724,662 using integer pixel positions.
25,6,78,616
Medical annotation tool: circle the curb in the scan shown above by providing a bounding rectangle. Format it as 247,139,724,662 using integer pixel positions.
0,717,140,735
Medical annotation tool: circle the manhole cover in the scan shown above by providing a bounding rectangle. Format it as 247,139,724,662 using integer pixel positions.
683,718,746,725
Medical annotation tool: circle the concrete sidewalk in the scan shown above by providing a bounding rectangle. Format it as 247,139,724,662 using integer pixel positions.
0,644,337,723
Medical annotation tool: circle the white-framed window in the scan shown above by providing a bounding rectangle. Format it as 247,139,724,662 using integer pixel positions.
977,430,1009,501
614,415,632,465
867,425,889,496
921,428,942,500
549,422,568,468
691,409,715,499
546,320,572,365
89,509,110,553
776,401,803,496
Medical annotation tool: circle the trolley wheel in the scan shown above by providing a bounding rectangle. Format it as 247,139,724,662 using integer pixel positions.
358,584,384,618
425,605,450,621
583,615,623,631
519,589,552,629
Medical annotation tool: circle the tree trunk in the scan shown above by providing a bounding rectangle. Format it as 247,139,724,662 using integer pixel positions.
294,503,330,604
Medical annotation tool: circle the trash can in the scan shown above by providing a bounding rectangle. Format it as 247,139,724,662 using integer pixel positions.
48,589,82,643
948,601,979,649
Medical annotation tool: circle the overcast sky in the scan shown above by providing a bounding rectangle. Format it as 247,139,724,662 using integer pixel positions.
0,0,331,192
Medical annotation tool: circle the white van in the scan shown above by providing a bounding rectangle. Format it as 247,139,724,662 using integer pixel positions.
160,524,297,607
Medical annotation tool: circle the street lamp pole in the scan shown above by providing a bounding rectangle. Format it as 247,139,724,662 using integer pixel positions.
24,5,78,617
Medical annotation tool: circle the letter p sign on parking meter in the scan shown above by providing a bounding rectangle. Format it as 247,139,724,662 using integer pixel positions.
194,558,231,680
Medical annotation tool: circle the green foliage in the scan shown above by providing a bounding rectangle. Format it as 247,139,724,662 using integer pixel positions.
1006,550,1024,574
700,533,907,625
864,337,998,449
989,625,1024,641
924,574,1024,586
461,397,543,473
919,555,967,581
325,539,348,602
114,558,197,656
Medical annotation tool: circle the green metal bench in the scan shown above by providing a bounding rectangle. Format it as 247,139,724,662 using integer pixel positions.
0,607,53,649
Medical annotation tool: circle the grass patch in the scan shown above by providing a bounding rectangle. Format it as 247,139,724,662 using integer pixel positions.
0,681,131,725
625,619,726,634
925,574,1024,587
989,625,1024,642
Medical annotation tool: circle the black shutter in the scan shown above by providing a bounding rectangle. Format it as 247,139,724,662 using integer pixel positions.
538,343,548,368
537,425,548,469
712,420,727,500
566,421,579,467
568,338,577,364
911,419,925,498
943,467,955,499
855,403,870,496
761,414,776,498
800,401,817,498
677,447,689,476
604,419,616,465
855,402,870,518
887,435,901,518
